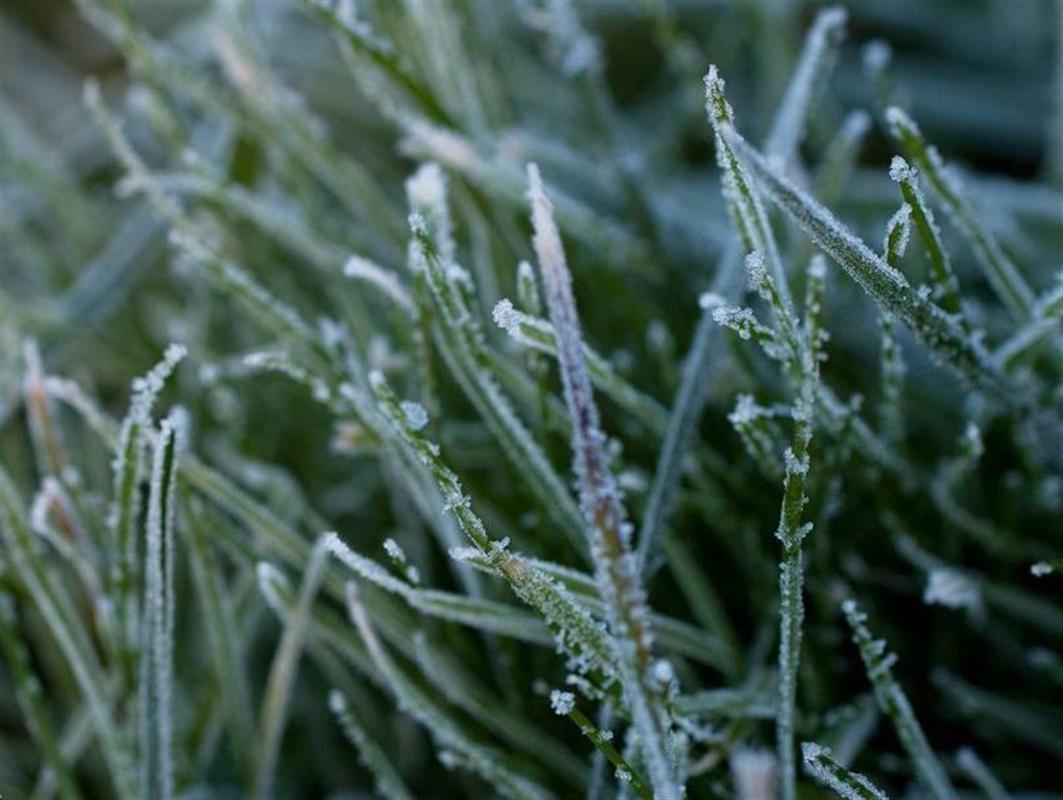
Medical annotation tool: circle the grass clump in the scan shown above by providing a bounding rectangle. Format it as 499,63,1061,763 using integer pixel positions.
1,0,1061,798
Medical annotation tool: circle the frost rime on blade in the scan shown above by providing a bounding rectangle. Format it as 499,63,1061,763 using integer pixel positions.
526,163,679,800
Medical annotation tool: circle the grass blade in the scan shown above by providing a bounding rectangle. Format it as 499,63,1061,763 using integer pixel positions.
139,412,182,800
527,163,678,798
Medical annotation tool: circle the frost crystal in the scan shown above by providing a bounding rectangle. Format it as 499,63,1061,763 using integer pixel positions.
492,298,519,333
923,568,981,611
130,344,188,421
1031,561,1053,577
549,690,575,716
862,40,892,74
400,401,429,431
698,292,726,311
405,163,454,262
888,156,916,184
802,742,889,800
383,538,406,564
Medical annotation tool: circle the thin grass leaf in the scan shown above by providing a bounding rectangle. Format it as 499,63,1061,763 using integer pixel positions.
633,241,744,576
458,548,735,672
0,465,136,797
704,67,792,311
345,581,555,800
139,411,182,800
112,344,186,688
413,634,588,787
252,533,334,800
815,110,872,204
301,0,453,126
674,687,775,720
993,281,1063,370
400,120,651,274
22,339,67,478
801,742,890,800
527,163,678,798
878,206,911,446
343,254,414,313
492,298,670,434
886,106,1035,320
184,497,255,778
549,690,651,800
369,371,617,683
933,670,1063,757
842,600,956,799
329,689,415,800
763,6,848,164
710,99,1010,400
955,746,1012,800
773,295,821,800
407,189,585,555
0,592,83,800
888,157,965,323
328,535,553,645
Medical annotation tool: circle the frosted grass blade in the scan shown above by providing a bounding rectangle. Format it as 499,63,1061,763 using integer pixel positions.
802,742,890,800
139,412,182,800
345,582,555,800
714,111,1009,400
843,600,955,798
527,164,678,799
252,533,334,799
0,465,136,797
886,107,1035,320
329,689,415,800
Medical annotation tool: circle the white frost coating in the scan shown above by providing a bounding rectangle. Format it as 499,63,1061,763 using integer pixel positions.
720,124,1007,399
885,106,1034,320
712,306,759,339
698,292,726,311
492,298,519,333
384,537,420,583
745,250,770,293
862,40,892,75
522,0,602,77
802,742,890,800
652,658,675,686
888,156,915,184
731,748,777,800
405,162,455,263
923,568,981,611
343,255,413,312
960,422,983,461
550,690,575,716
140,412,182,800
256,563,287,607
329,688,414,800
808,256,828,282
30,477,66,535
1030,561,1053,577
704,66,794,312
883,204,912,264
843,600,955,799
729,395,765,426
527,162,678,800
400,401,429,431
131,344,188,421
383,538,407,564
764,6,847,164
